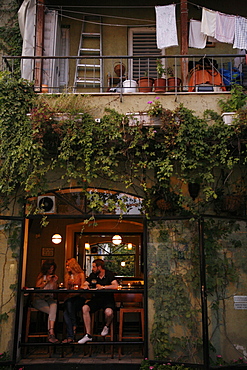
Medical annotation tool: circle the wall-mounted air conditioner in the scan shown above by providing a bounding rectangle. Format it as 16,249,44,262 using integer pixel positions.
37,196,56,213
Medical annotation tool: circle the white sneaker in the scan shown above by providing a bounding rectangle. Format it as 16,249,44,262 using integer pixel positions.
101,325,109,336
78,334,92,344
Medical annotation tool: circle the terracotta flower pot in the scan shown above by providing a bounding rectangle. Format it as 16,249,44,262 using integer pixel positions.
167,77,182,92
154,78,166,92
138,77,154,92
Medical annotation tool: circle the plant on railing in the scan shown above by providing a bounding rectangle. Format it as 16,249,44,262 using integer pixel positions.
156,59,166,78
218,84,247,112
147,97,163,116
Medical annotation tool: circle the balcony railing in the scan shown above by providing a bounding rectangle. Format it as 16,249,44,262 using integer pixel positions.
2,54,247,94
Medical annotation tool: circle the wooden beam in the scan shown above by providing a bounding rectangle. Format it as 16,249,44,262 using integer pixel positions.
34,0,45,91
180,0,189,89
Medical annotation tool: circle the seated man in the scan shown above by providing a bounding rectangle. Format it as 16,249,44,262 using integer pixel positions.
78,258,118,344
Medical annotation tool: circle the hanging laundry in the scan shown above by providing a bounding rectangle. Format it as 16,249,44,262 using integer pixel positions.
189,20,207,49
215,12,235,44
201,8,216,37
233,16,247,50
155,4,178,49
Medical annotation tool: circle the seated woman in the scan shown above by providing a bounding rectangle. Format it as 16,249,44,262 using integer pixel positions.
32,259,59,343
62,258,86,343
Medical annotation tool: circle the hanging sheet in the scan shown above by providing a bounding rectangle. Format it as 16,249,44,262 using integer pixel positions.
233,16,247,50
189,20,207,49
155,4,178,49
215,12,235,44
201,7,216,38
18,0,36,81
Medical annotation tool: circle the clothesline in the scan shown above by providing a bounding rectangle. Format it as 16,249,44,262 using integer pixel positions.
189,7,247,50
155,3,247,50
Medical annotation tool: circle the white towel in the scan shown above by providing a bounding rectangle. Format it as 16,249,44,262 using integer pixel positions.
233,16,247,50
155,4,178,49
189,20,207,49
215,12,235,44
201,7,216,37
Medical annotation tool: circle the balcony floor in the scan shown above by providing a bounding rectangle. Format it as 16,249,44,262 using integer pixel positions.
16,344,143,370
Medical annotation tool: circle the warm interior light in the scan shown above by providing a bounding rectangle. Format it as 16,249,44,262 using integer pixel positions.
52,233,62,244
121,261,126,267
85,242,90,250
127,243,133,250
112,235,122,245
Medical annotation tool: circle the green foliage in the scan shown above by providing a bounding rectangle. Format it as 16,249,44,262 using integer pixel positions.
0,0,22,75
0,75,247,217
218,84,247,112
0,352,11,370
147,219,242,363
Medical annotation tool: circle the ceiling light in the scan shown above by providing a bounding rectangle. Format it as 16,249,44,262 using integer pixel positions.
52,233,62,244
112,235,122,245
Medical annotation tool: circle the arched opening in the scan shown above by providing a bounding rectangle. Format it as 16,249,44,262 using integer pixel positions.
23,187,144,289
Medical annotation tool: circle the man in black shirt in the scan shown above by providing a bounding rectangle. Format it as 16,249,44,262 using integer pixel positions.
78,259,118,344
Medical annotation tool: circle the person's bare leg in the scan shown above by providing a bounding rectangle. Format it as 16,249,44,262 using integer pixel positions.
105,308,113,326
82,304,91,334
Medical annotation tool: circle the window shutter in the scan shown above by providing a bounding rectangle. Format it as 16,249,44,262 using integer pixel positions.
131,30,161,79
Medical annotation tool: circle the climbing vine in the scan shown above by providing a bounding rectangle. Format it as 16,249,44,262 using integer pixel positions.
0,0,22,74
0,72,247,217
148,218,244,364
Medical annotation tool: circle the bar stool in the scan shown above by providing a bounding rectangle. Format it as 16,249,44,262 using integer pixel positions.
114,293,144,359
24,306,51,356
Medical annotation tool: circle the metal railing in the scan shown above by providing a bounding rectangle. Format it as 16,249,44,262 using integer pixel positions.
2,54,247,94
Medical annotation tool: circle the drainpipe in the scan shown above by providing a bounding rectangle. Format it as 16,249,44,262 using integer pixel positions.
34,0,45,91
180,0,189,89
198,217,210,370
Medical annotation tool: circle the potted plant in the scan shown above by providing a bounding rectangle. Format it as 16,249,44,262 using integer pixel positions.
218,84,247,124
166,66,182,92
154,59,166,93
138,71,154,93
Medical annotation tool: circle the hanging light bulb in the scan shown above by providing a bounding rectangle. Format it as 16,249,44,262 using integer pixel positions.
127,243,133,250
112,235,122,245
52,233,62,244
121,261,126,267
85,243,90,250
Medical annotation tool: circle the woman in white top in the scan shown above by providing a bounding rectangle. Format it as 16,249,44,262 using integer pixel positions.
32,260,59,343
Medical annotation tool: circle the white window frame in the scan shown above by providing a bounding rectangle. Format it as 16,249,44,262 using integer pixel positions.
128,27,164,80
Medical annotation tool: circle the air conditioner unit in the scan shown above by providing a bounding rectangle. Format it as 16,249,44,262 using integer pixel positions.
37,196,56,213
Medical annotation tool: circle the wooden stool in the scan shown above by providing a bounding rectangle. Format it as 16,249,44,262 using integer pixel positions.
24,307,51,356
115,293,144,359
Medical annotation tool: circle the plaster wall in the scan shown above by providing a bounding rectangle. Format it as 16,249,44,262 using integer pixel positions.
0,220,20,358
43,92,228,119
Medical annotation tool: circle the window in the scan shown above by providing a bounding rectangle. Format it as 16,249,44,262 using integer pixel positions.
75,233,142,278
128,28,162,79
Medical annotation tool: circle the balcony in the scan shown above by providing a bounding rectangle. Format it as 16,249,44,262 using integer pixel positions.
3,53,247,95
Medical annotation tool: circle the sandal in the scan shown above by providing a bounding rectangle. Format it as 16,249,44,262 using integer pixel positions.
62,338,74,344
48,330,59,343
